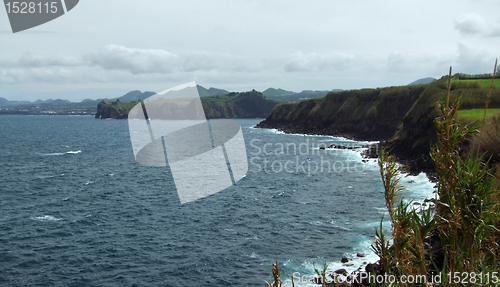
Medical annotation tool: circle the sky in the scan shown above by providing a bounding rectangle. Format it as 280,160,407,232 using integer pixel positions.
1,0,499,102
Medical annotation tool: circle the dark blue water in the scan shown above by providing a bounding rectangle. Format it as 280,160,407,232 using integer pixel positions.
0,115,433,287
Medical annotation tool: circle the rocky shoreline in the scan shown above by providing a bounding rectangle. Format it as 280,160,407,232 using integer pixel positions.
256,123,441,286
311,255,385,287
255,122,438,182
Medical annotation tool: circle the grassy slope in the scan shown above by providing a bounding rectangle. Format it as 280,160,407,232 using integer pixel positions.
457,108,500,121
452,78,500,88
394,76,500,150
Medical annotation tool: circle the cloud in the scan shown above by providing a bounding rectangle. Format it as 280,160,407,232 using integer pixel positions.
283,51,355,72
19,53,82,67
82,45,262,75
454,13,500,37
0,67,79,84
454,14,486,35
0,45,268,87
455,43,497,74
486,22,500,37
84,45,182,74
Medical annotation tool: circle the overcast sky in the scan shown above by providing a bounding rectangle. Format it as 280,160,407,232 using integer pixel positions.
1,0,499,101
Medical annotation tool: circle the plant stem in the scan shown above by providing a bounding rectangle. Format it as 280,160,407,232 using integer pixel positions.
482,58,498,123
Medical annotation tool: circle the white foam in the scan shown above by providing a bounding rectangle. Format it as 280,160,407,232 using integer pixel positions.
262,128,379,144
37,152,65,156
30,215,62,222
36,150,81,156
283,238,381,287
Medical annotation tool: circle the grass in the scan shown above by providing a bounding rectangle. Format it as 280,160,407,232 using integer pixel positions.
452,78,500,88
457,108,500,121
373,64,500,286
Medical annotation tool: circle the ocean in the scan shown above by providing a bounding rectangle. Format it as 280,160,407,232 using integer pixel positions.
0,115,435,287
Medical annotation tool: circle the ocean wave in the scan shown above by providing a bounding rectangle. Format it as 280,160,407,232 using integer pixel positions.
36,150,81,156
261,128,380,144
30,215,62,222
37,152,65,156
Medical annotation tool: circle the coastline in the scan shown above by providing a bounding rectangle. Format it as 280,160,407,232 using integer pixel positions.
256,123,438,287
254,121,438,182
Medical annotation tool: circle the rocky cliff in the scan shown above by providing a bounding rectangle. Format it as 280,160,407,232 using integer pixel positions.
256,77,500,175
256,85,427,140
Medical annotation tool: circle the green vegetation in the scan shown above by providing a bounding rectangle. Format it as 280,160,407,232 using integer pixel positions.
201,90,280,118
457,108,500,122
262,88,295,98
392,74,499,155
196,85,228,98
262,88,334,102
260,74,499,143
95,100,139,119
375,99,500,287
452,78,500,88
259,85,428,140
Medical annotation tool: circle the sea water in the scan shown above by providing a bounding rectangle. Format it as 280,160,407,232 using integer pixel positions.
0,115,435,287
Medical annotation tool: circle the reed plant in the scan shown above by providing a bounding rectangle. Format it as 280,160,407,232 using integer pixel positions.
375,63,500,286
375,149,435,286
265,261,284,287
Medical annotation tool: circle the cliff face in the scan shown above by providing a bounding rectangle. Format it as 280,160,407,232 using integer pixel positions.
95,91,279,119
95,100,139,119
256,85,427,140
257,77,499,174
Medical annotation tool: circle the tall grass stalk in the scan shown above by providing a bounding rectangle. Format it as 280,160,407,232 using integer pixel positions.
265,261,284,287
376,150,434,285
482,58,498,123
374,63,500,286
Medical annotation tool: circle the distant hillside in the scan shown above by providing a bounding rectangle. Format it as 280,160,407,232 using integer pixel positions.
0,85,228,108
197,85,229,97
408,77,436,86
95,90,280,119
0,97,9,106
0,97,39,107
118,90,156,102
95,100,139,119
262,88,342,102
202,90,280,118
262,88,295,97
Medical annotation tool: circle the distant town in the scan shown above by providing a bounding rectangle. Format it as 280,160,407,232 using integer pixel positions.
0,104,96,115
